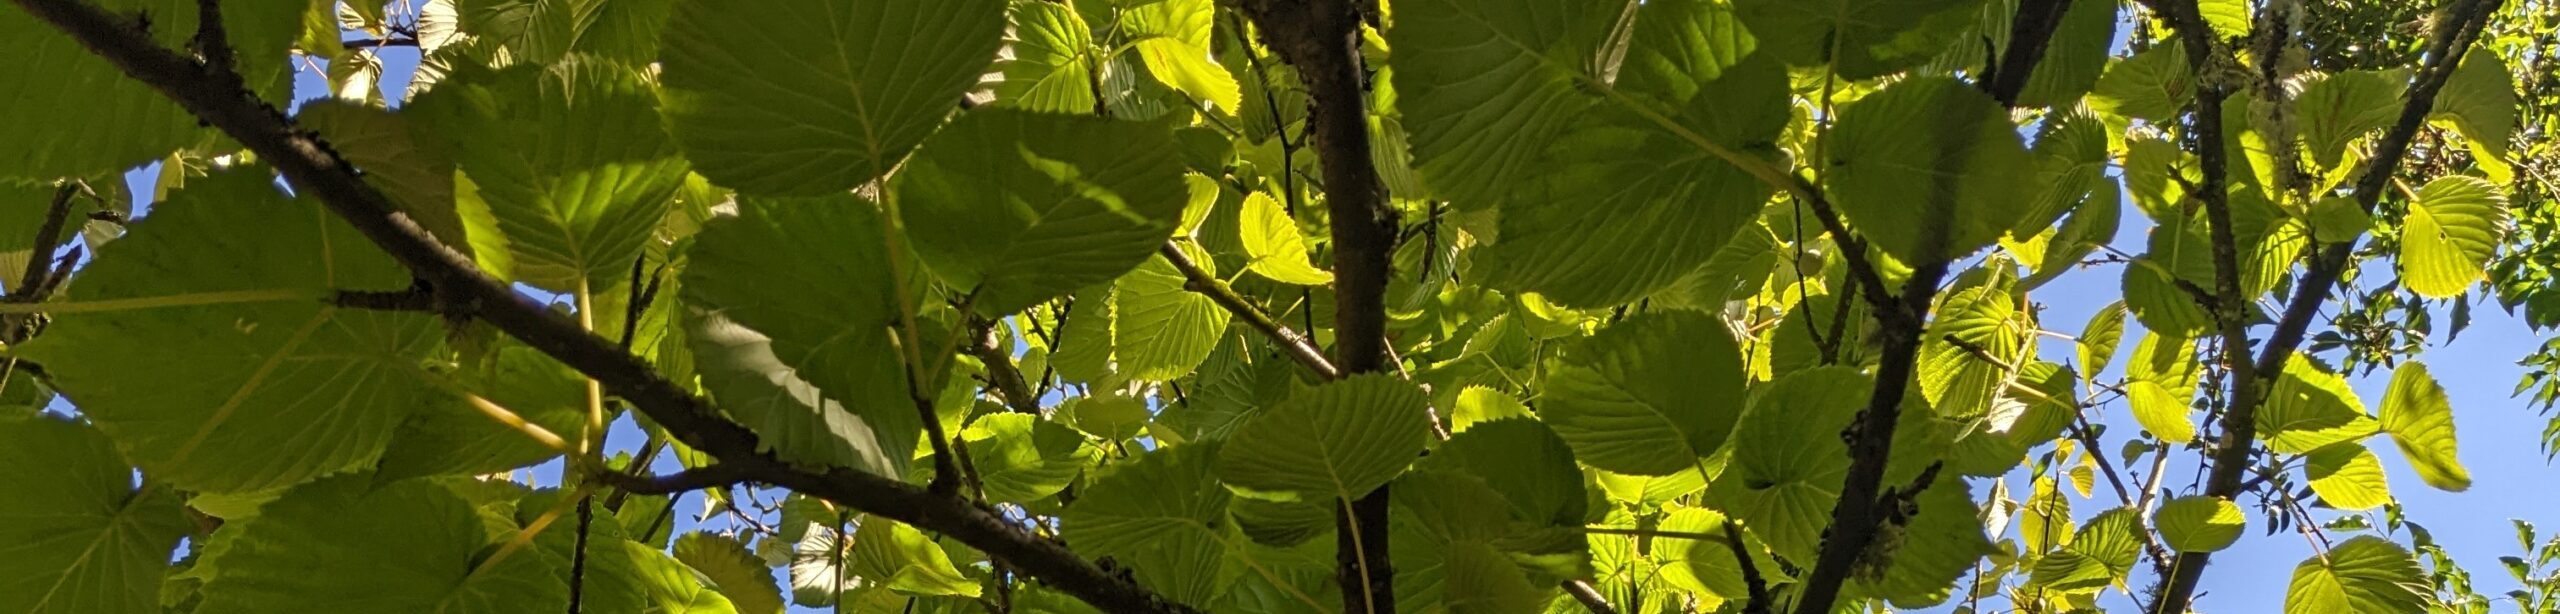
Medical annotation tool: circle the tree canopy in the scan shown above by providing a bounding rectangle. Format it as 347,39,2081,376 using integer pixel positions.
0,0,2556,613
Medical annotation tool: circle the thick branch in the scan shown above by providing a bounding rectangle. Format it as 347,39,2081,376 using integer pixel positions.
1159,243,1341,380
2148,0,2502,611
590,463,755,495
1790,3,2071,612
1234,1,1397,611
2,2,1197,611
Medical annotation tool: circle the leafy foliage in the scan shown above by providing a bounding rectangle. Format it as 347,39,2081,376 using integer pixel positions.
0,0,2545,613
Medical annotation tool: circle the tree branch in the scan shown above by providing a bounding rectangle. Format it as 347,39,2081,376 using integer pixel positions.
1,2,1198,611
1158,242,1340,380
7,183,78,303
1562,580,1619,614
2147,0,2503,611
968,317,1047,415
1233,1,1398,611
1790,3,2070,612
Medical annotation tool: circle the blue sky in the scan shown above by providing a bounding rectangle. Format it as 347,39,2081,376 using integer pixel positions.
41,27,2554,613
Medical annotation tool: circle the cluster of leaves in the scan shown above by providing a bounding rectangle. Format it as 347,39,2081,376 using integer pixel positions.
0,0,2545,613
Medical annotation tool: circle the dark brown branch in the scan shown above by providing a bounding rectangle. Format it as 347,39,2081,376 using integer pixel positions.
340,36,417,49
1158,243,1341,380
7,183,79,302
1233,1,1397,611
2147,0,2503,611
1562,580,1619,614
190,0,233,79
1727,518,1773,614
969,317,1046,414
1,2,1198,611
589,463,754,495
1790,3,2071,612
330,284,438,311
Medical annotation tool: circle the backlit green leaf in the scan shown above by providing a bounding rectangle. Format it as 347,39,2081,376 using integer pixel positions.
1218,374,1430,502
2378,361,2471,492
1540,311,1747,475
2285,536,2427,614
2155,495,2246,553
1827,77,2032,263
0,413,189,614
899,109,1189,314
2399,175,2510,299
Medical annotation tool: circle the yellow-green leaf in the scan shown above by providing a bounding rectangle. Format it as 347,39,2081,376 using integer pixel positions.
2399,175,2510,298
1239,192,1333,285
2154,496,2245,553
2378,362,2470,492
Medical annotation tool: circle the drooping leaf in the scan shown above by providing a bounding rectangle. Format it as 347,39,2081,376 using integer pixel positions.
2305,442,2393,511
1218,374,1431,502
1112,245,1232,380
2155,495,2246,553
960,413,1098,504
2430,48,2517,181
24,170,442,494
2399,175,2510,299
1826,77,2032,263
2296,70,2406,171
1539,311,1747,476
658,0,1006,195
2285,536,2428,614
2123,331,2200,443
1121,0,1241,113
899,109,1190,314
1415,418,1588,527
2377,361,2470,492
2077,300,2127,378
1239,192,1334,285
0,413,189,614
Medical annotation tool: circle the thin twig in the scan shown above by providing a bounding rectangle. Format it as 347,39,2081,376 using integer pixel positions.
1561,580,1619,614
1159,243,1341,379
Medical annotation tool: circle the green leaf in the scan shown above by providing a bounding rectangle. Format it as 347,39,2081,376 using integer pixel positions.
1218,374,1431,501
1864,478,1996,607
1711,367,1944,562
2259,356,2380,455
2196,0,2251,39
2077,300,2127,378
1826,76,2032,263
1122,0,1241,113
1449,387,1532,433
24,170,441,493
2430,48,2517,181
998,2,1100,114
2297,69,2408,170
659,0,1005,195
413,59,689,292
2306,442,2393,511
0,413,189,614
2123,331,2200,443
1652,507,1752,604
1416,418,1588,527
1239,192,1335,285
626,540,744,613
1736,0,1984,80
960,414,1099,504
0,0,300,179
1468,4,1787,307
457,0,675,64
195,477,564,612
1061,442,1229,605
2013,0,2119,108
2399,175,2510,299
1919,282,2026,420
1540,311,1747,475
673,533,784,614
2155,495,2246,553
2378,361,2470,492
2089,41,2192,122
1385,0,1608,206
2286,536,2428,614
851,519,981,598
899,109,1189,314
683,196,917,477
1113,245,1231,380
